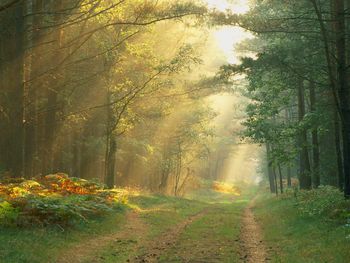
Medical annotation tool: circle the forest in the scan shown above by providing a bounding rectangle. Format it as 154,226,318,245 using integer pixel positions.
0,0,350,262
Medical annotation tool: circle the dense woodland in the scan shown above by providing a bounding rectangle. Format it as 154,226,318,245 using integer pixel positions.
0,0,226,195
1,0,350,262
1,0,350,197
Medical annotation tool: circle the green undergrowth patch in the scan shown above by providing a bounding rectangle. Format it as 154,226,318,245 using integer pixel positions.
254,186,350,263
0,212,126,262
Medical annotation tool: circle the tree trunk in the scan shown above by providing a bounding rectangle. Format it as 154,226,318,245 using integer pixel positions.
7,1,25,177
273,166,278,196
278,164,284,194
42,1,65,175
309,82,320,188
287,166,292,188
105,90,116,188
266,143,276,193
297,79,312,189
334,110,344,189
24,0,43,178
106,137,117,188
334,0,350,198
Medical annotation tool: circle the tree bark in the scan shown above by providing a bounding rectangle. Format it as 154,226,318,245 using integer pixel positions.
7,1,25,177
287,166,292,188
334,110,344,189
334,0,350,197
278,164,284,194
266,143,276,193
309,81,320,188
273,166,278,196
106,137,117,188
24,0,43,178
42,1,64,175
105,90,117,188
297,79,312,189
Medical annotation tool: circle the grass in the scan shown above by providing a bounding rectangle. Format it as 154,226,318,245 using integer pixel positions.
0,212,126,262
0,180,273,263
253,188,350,263
4,181,350,263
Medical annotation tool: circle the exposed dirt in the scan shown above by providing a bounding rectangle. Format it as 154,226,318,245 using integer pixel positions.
131,208,209,263
57,211,147,263
239,201,269,263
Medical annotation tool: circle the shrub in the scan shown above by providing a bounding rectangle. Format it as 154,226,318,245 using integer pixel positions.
0,201,19,225
0,174,129,227
292,186,350,221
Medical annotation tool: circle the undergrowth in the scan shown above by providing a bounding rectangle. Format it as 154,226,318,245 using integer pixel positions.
0,173,128,227
255,186,350,262
283,186,350,222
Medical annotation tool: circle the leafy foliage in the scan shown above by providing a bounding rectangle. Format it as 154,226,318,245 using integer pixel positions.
0,201,19,225
0,174,128,227
284,186,350,221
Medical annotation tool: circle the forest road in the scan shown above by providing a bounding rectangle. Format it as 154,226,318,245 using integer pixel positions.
57,211,148,263
239,199,269,263
131,208,209,263
57,193,270,263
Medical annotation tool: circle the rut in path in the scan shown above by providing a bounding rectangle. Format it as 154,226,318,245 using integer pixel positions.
239,201,269,263
131,208,209,263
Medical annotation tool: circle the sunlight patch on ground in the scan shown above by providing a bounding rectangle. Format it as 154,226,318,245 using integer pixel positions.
212,181,241,196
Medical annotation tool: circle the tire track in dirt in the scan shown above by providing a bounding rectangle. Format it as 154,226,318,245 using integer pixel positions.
239,200,269,263
130,208,209,263
57,211,147,263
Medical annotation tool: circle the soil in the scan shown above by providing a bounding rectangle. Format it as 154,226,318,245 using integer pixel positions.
239,201,269,263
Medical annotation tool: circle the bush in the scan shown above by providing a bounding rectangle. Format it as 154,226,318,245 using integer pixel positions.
0,201,19,225
292,186,350,221
0,174,128,227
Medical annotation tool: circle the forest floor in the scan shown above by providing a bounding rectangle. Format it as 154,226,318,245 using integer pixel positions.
55,186,259,263
1,184,350,262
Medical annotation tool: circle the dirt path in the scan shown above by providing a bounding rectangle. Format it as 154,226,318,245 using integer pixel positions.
57,197,267,263
57,211,147,263
239,200,269,263
131,208,209,263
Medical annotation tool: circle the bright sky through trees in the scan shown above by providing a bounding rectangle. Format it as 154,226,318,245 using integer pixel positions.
205,0,250,14
204,0,253,64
